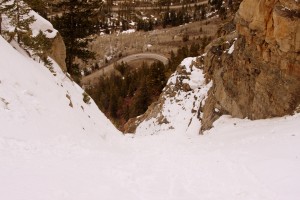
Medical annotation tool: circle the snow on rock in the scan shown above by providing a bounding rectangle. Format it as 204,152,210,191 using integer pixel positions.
228,40,235,54
135,56,212,136
30,10,58,38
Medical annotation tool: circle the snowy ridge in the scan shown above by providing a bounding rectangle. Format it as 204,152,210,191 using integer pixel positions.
135,56,212,136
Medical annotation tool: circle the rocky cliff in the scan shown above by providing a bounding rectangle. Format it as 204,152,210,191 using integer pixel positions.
201,0,300,131
125,0,300,134
47,32,67,72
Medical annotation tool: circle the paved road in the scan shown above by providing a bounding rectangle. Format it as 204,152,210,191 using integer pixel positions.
118,53,168,65
81,53,169,86
111,0,208,11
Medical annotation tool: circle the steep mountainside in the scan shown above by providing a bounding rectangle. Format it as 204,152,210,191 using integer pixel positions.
0,35,120,145
125,0,300,134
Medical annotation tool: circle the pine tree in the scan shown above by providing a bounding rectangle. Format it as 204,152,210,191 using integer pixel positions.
31,30,52,66
0,0,35,44
163,11,169,28
190,43,200,57
148,19,153,31
51,0,102,81
170,10,176,26
109,92,118,118
132,80,149,116
147,62,166,96
0,0,52,67
200,6,206,20
23,0,48,19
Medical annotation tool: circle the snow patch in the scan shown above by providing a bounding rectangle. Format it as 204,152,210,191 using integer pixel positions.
121,29,136,34
228,41,235,54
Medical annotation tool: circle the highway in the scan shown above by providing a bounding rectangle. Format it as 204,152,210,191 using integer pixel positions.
81,53,169,86
111,0,209,11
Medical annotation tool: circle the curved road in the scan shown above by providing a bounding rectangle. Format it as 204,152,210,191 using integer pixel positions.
117,53,168,65
111,1,208,11
81,53,169,86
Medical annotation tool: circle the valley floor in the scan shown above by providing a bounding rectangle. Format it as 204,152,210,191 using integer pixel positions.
1,114,300,200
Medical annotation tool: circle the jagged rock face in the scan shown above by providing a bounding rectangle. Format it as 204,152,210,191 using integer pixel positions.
237,0,299,53
47,33,67,72
201,0,300,131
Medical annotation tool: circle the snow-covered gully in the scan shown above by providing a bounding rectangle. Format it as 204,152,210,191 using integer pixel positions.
0,16,300,200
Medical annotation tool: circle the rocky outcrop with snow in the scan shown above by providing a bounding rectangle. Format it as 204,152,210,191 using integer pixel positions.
30,10,67,71
124,56,212,135
1,4,67,71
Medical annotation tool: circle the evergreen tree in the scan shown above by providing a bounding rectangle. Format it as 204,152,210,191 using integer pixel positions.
147,62,166,96
190,43,200,57
52,0,102,80
219,6,227,20
121,19,128,31
163,11,169,28
109,92,118,118
0,0,52,66
148,19,153,31
200,6,207,20
132,80,149,116
0,0,35,44
31,30,52,66
23,0,48,19
177,10,184,26
170,10,176,26
210,0,223,11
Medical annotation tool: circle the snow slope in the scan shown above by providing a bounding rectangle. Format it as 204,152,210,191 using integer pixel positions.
0,20,300,200
0,36,120,147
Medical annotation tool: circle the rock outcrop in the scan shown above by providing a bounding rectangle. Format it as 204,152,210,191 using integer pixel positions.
124,0,299,134
47,32,67,72
124,57,212,134
201,0,300,131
